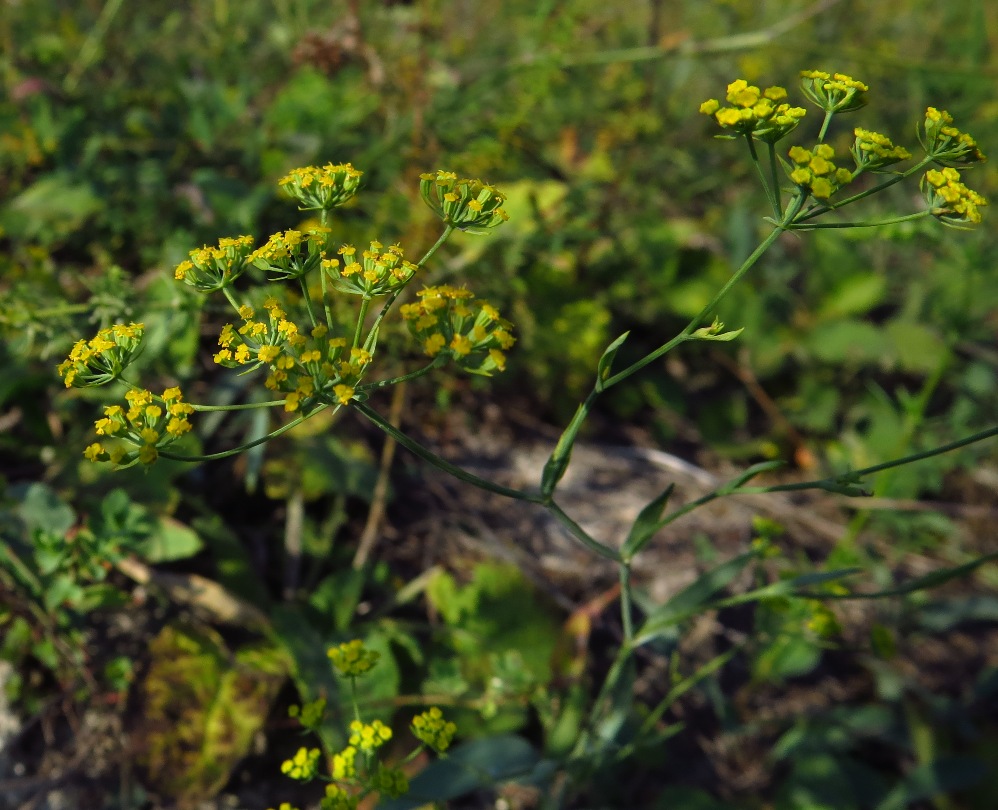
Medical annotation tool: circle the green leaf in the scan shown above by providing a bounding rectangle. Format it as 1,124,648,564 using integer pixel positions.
380,735,543,809
637,566,862,646
621,484,675,559
815,552,998,600
541,401,588,496
816,273,887,319
754,634,822,681
595,331,629,390
885,320,948,374
137,516,204,563
636,552,757,644
718,460,785,494
16,482,75,536
804,320,892,366
0,172,101,244
876,757,986,810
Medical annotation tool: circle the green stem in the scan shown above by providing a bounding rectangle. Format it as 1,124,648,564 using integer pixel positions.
735,425,998,496
787,210,931,230
319,209,334,330
357,360,444,392
817,110,834,142
353,400,543,503
188,400,288,412
604,194,805,388
298,276,319,329
158,404,330,462
745,134,781,220
353,296,372,351
767,141,783,219
619,563,634,642
221,285,244,315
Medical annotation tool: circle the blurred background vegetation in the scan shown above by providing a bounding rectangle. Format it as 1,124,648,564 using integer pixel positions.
1,1,997,808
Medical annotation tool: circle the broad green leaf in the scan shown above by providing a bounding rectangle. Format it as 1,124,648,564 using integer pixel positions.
803,320,892,366
817,273,887,319
885,320,949,375
16,482,75,536
137,516,204,563
380,735,543,809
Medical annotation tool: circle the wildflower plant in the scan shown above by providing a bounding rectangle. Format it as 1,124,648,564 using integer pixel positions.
275,639,457,808
61,163,514,469
61,68,998,807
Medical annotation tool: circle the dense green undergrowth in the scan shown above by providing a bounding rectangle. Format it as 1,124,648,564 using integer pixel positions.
2,2,998,808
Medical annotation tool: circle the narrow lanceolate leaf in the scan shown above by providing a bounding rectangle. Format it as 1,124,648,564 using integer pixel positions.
717,460,785,494
810,552,998,600
635,551,758,644
595,331,629,392
540,402,586,497
621,484,676,560
635,565,862,646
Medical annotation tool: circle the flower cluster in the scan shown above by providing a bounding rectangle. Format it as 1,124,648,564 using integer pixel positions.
348,719,392,753
786,143,853,199
921,107,987,167
411,706,457,752
371,764,409,800
57,322,144,388
251,227,330,281
799,70,868,113
400,285,514,376
280,746,321,781
174,235,255,292
921,167,988,227
328,639,381,677
419,171,509,233
320,784,359,810
698,81,806,142
84,386,194,466
287,697,326,731
213,298,364,411
851,128,911,172
322,240,418,297
279,162,363,211
331,745,358,780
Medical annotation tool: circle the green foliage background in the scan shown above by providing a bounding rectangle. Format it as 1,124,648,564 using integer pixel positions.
1,1,997,808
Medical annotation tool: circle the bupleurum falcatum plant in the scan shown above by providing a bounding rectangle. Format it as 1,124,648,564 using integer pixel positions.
274,640,457,809
58,163,513,468
59,71,995,805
